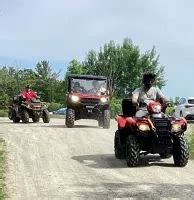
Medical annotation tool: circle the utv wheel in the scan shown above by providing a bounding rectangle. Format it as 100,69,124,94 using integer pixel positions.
32,113,40,123
66,109,75,128
173,136,189,167
103,110,110,129
114,130,125,159
21,110,29,123
159,153,171,159
126,135,140,167
43,111,50,123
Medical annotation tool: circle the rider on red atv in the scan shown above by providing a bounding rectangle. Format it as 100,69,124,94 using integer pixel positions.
20,85,38,102
132,73,168,117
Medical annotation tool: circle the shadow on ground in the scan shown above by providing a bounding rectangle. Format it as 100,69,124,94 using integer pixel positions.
72,154,176,169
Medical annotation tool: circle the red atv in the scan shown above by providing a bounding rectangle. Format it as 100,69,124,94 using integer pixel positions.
65,75,112,128
114,98,189,167
8,96,50,123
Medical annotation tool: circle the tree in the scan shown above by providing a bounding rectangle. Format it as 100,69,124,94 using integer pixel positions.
81,38,166,97
35,60,60,102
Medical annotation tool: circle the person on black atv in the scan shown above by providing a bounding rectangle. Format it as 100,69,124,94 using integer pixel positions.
132,73,168,117
20,85,38,102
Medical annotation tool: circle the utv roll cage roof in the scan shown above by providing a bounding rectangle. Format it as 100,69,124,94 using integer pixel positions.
68,74,108,80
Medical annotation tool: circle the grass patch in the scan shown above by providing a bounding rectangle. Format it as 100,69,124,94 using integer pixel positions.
189,133,194,159
0,138,6,199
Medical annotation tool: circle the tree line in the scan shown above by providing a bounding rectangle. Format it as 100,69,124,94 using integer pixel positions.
0,38,168,115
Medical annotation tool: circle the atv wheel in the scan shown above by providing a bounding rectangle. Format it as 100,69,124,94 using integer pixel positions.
8,109,13,120
114,130,125,159
12,111,20,123
21,110,29,123
43,111,50,123
32,113,40,123
126,134,140,167
103,109,110,129
173,136,189,167
159,153,171,159
66,109,75,128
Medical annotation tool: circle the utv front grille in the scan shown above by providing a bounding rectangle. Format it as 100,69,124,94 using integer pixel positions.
80,98,100,105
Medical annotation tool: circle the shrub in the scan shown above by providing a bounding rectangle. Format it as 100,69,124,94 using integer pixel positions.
110,97,122,118
47,102,64,112
0,110,7,117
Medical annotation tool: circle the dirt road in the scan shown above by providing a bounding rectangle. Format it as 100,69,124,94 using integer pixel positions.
0,117,194,199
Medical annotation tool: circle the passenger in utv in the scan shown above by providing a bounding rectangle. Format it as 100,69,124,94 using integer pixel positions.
89,80,102,94
132,73,168,117
73,82,82,93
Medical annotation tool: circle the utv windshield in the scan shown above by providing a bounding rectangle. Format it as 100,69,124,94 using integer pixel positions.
71,78,107,95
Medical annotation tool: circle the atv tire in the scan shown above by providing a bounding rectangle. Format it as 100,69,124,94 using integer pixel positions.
98,117,103,127
114,130,125,159
173,136,189,167
32,113,40,123
103,109,110,129
126,134,140,167
43,111,50,123
66,109,75,128
12,111,20,123
21,110,29,123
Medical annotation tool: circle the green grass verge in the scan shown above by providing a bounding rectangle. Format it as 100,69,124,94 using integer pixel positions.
189,133,194,159
0,138,6,199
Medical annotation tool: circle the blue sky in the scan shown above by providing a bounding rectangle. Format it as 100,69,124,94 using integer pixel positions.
0,0,194,98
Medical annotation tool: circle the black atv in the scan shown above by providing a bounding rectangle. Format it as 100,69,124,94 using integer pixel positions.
65,75,112,128
114,98,189,167
8,96,50,123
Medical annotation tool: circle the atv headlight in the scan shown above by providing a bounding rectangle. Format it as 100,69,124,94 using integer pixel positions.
100,97,107,103
171,123,182,133
138,124,150,131
71,95,80,103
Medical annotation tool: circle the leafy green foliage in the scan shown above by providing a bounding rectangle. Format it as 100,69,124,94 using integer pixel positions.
0,110,8,117
110,97,122,118
0,138,6,199
47,102,64,112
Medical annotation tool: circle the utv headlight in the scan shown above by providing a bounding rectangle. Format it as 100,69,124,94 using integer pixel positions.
138,124,150,131
100,97,107,103
171,123,182,133
71,95,80,103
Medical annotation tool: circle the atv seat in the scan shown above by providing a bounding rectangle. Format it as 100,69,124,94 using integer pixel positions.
122,98,137,117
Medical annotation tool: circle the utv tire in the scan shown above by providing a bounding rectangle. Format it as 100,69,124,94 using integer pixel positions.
103,110,110,129
173,136,189,167
32,113,40,123
114,130,125,159
43,111,50,123
159,153,171,159
126,135,140,167
66,109,75,128
21,110,29,123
